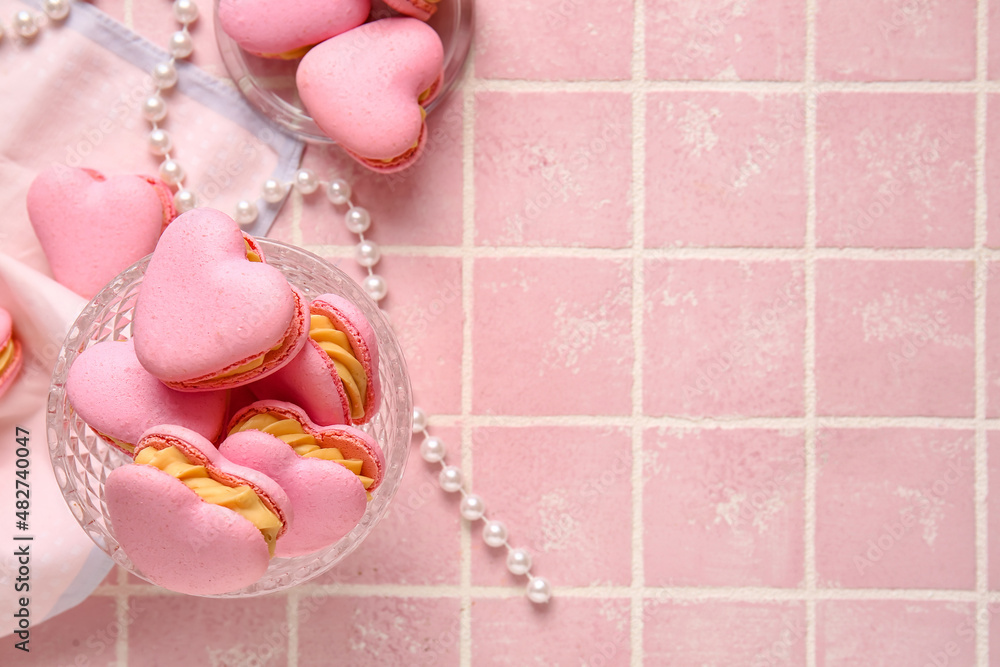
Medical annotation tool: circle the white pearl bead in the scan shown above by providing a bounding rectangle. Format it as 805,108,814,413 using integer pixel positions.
173,189,197,213
172,0,199,25
439,466,462,493
148,128,172,156
362,274,387,302
483,520,508,548
344,206,371,234
326,178,351,205
169,30,193,59
152,62,178,90
14,11,38,38
294,169,318,194
43,0,70,21
159,159,184,186
419,436,445,464
235,200,258,225
506,548,532,576
411,407,427,433
354,240,381,268
459,494,485,522
261,179,287,204
142,95,167,123
526,577,552,604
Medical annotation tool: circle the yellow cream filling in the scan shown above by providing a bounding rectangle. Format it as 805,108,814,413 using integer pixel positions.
229,412,374,492
310,315,368,421
98,430,135,454
259,44,312,60
0,339,14,375
135,445,283,556
245,239,262,263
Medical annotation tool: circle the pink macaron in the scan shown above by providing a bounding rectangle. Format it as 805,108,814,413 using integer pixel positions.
296,18,444,173
132,208,309,392
249,294,382,426
27,166,176,299
224,400,384,555
0,307,23,401
218,0,370,59
66,339,229,455
106,425,291,595
384,0,438,21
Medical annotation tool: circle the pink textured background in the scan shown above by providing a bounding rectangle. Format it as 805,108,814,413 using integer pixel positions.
7,0,1000,664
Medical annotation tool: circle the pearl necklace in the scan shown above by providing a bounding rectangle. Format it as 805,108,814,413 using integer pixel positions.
4,0,553,604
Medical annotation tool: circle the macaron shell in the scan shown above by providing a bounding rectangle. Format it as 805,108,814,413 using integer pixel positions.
26,166,177,299
134,424,292,535
133,208,307,390
66,340,229,453
106,464,271,595
219,429,367,557
296,18,444,164
248,339,350,426
384,0,437,21
311,294,382,425
219,0,370,57
227,400,386,491
0,308,22,400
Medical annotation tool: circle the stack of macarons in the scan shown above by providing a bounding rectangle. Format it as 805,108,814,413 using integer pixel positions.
218,0,444,173
66,207,386,595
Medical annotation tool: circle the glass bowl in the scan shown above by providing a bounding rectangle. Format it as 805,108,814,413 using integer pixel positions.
47,239,412,597
214,0,474,143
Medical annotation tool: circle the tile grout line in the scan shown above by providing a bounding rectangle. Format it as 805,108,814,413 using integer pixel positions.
428,413,1000,429
976,2,990,665
629,0,646,663
804,0,818,665
116,566,128,666
470,79,999,94
90,582,1000,601
303,244,998,260
459,53,477,667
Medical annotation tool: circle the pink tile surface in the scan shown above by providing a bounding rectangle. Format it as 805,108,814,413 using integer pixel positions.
473,257,633,415
474,92,633,248
987,100,1000,248
817,601,976,667
815,260,975,416
317,427,463,586
644,428,805,587
298,597,461,666
646,0,805,81
816,0,976,81
470,426,632,587
474,0,632,80
129,596,289,665
472,597,631,666
0,596,117,666
646,93,806,248
816,93,975,248
644,259,806,417
816,429,975,590
991,432,1000,589
644,600,806,665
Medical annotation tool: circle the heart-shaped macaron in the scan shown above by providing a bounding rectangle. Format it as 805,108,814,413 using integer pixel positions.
106,425,292,595
132,208,309,391
225,400,384,556
67,339,229,455
0,307,23,401
218,0,370,58
296,17,444,173
27,166,176,299
249,294,382,426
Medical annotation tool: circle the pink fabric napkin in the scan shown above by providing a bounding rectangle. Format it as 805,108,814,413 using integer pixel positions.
0,0,304,630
